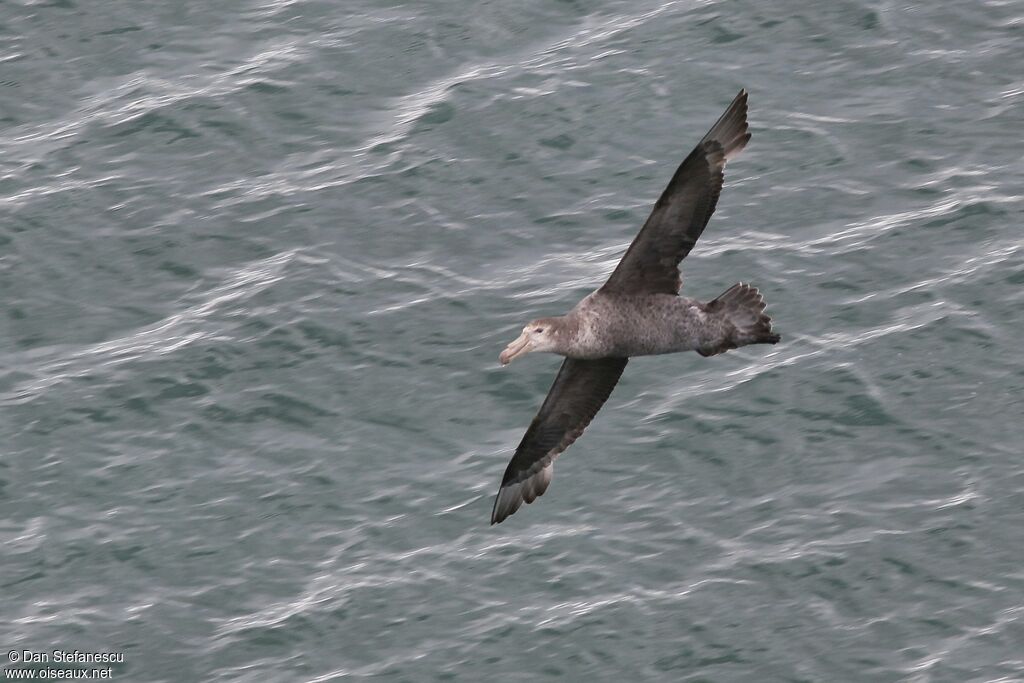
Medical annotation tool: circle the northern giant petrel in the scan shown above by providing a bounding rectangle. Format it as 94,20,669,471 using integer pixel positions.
491,90,780,525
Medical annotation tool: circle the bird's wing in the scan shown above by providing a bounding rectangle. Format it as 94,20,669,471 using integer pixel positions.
491,356,628,524
600,89,750,296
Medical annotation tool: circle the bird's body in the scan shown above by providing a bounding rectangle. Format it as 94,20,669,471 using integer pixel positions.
541,292,743,359
491,89,780,524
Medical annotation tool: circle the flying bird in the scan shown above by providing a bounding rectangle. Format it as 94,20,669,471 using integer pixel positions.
491,89,779,525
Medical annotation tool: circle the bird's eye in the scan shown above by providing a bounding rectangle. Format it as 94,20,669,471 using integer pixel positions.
534,327,544,333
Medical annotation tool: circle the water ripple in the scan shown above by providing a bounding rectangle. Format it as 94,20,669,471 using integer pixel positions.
2,250,295,405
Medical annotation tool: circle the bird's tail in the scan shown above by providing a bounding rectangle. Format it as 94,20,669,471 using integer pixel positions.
700,283,780,356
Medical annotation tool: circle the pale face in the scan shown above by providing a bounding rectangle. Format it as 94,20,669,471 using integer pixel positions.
499,319,559,365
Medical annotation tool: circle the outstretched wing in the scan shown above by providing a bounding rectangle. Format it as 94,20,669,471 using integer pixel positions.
491,357,628,524
600,89,750,296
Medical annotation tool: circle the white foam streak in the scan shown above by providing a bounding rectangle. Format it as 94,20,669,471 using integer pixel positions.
3,251,295,404
202,1,710,201
0,40,305,171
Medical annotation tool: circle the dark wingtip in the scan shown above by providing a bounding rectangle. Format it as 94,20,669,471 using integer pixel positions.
701,89,750,159
489,463,554,525
490,481,523,525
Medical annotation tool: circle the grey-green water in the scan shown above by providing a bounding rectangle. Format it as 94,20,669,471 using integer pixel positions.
2,1,1023,681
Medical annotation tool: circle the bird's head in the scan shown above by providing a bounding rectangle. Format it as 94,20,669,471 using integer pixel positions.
499,317,563,365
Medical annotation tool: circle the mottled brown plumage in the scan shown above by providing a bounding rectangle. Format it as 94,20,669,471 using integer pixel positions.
492,90,779,525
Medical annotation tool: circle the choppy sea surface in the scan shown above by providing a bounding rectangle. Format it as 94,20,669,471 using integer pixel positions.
2,1,1023,680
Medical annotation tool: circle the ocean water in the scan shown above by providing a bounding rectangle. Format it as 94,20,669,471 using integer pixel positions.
2,0,1023,680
